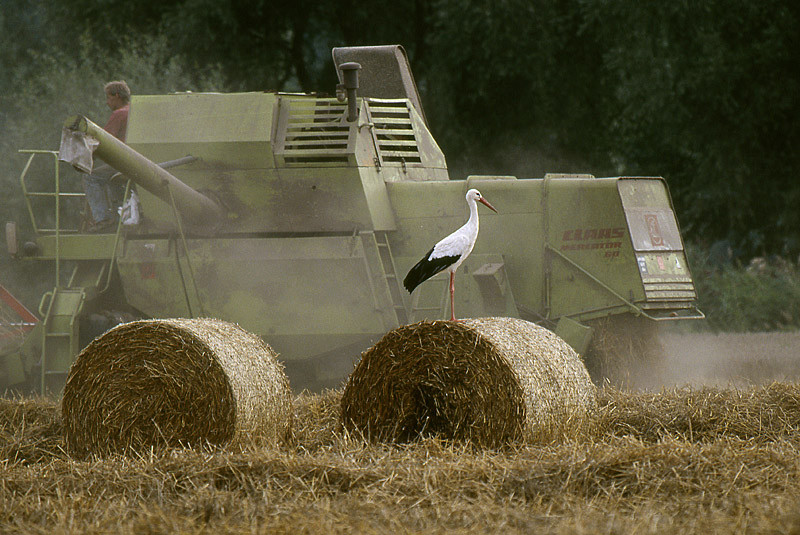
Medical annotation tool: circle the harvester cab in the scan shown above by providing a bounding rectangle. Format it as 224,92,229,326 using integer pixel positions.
2,45,702,395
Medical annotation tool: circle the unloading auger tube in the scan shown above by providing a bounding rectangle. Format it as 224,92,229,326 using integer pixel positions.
64,115,223,226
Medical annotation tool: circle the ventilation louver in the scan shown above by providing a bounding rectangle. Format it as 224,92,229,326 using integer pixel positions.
368,99,422,165
278,98,351,166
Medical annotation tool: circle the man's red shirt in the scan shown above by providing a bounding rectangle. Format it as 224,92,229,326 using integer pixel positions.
104,104,129,141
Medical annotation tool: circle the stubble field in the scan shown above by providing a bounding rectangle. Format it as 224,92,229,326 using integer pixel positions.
2,331,800,534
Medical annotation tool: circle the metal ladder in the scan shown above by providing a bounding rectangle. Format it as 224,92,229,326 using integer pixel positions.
361,231,409,327
38,287,85,395
18,150,119,395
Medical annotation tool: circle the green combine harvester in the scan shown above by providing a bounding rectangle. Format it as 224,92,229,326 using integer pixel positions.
1,45,702,394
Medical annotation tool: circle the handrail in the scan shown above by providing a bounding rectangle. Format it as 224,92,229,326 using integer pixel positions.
19,151,42,234
19,150,77,234
19,150,65,286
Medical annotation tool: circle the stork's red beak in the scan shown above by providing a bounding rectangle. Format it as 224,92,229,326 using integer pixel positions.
479,197,498,213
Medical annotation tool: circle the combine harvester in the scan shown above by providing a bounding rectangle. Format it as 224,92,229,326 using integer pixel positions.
2,45,702,394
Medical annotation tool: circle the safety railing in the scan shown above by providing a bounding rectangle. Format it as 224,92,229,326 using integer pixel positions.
19,150,86,235
20,150,77,287
18,149,130,291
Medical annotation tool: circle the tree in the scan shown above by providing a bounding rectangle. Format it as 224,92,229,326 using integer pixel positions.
584,0,800,255
422,0,611,178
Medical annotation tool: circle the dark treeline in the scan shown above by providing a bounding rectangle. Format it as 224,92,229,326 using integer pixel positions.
1,0,798,259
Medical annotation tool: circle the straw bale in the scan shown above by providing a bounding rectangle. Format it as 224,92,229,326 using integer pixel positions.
341,317,597,447
62,318,291,457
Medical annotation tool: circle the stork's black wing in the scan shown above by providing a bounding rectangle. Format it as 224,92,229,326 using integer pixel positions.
403,247,460,293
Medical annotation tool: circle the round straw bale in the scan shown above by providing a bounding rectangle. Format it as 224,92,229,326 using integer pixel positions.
62,318,291,457
341,317,597,447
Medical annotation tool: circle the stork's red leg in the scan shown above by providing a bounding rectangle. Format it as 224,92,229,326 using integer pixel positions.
449,271,457,321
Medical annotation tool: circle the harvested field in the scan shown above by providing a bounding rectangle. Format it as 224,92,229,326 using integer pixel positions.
2,332,800,533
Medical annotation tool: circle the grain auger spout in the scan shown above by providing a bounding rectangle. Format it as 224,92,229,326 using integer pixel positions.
63,115,224,226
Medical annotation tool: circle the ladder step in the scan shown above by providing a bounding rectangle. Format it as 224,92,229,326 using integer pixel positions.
367,231,409,325
45,332,72,338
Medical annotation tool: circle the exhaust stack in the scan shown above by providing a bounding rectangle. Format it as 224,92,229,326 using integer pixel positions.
338,62,361,122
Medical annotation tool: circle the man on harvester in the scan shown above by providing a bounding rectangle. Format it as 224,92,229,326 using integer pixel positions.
82,80,130,232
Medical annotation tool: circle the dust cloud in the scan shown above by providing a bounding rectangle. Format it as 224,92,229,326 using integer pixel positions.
652,331,800,388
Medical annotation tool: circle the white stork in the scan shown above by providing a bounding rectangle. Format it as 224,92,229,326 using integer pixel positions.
403,188,497,321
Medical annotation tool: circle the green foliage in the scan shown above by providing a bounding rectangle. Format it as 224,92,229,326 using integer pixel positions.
50,0,431,92
584,0,800,256
688,245,800,332
425,0,608,178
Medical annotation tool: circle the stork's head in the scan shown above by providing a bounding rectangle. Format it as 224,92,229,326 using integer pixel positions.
467,188,498,213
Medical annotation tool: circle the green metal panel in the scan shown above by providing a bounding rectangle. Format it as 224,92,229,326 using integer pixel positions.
463,176,547,314
387,177,546,319
39,287,85,395
127,92,276,169
555,316,594,355
359,167,398,231
116,239,195,318
544,177,641,320
365,98,448,180
34,234,118,260
387,175,695,324
1,323,42,388
268,167,392,232
1,346,28,387
120,93,401,234
406,253,519,323
272,96,355,168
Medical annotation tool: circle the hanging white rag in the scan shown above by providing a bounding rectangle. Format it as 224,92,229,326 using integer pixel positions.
118,191,140,225
58,128,99,173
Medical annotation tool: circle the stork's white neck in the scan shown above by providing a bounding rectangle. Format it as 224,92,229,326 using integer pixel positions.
465,196,479,234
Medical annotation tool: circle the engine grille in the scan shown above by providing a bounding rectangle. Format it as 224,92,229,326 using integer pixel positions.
276,97,423,168
277,98,351,166
367,99,421,165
